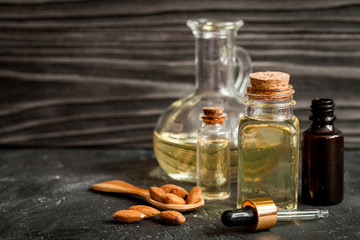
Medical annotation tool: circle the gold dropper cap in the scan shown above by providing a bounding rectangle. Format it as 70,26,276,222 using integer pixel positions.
241,197,277,231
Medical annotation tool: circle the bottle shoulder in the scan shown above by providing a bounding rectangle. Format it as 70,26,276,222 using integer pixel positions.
155,90,246,133
239,115,299,138
239,115,299,128
303,125,343,137
198,124,230,139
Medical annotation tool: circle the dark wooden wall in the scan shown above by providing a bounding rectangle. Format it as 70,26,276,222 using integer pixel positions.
1,0,359,148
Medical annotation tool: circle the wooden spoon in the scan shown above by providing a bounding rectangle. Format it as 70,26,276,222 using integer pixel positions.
92,180,204,212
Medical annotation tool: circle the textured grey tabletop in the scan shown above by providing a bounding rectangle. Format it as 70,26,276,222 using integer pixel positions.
0,149,359,239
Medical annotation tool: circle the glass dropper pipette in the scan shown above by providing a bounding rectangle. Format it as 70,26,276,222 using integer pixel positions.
222,197,329,231
277,208,329,221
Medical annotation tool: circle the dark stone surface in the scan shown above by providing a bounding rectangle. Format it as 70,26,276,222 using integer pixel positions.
0,149,359,239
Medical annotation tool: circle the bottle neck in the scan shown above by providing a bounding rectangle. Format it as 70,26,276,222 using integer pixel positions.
244,97,295,120
308,98,336,132
201,122,224,128
194,32,237,93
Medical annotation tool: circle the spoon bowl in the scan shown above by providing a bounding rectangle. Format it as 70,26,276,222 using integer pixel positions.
92,180,204,212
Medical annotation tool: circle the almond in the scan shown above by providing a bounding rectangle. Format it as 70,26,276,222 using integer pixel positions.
186,186,202,204
162,193,186,205
149,186,166,202
128,205,160,219
159,211,186,225
113,210,145,223
170,186,188,199
160,184,179,193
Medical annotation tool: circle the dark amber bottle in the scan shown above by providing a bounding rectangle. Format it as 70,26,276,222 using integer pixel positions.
302,98,344,205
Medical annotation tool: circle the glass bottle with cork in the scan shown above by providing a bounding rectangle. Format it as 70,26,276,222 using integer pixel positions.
197,107,231,200
237,71,300,210
302,98,344,205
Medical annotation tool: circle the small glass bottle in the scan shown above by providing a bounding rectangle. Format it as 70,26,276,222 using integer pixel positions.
302,98,344,205
237,72,300,210
197,107,231,200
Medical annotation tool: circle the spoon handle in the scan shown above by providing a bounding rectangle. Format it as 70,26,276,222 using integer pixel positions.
92,180,149,198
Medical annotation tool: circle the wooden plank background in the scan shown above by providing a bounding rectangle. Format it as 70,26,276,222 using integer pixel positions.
0,0,359,148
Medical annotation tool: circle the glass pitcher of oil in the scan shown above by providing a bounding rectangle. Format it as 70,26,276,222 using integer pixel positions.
153,19,252,182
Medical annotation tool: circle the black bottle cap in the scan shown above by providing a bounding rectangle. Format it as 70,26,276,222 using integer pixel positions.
310,98,336,122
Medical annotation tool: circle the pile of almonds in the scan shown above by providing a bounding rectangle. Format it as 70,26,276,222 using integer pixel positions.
114,205,185,225
113,184,202,225
150,184,202,205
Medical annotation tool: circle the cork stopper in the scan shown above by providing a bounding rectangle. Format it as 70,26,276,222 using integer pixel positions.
247,71,294,101
201,107,226,124
203,107,223,117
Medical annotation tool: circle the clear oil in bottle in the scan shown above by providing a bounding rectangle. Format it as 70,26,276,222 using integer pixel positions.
238,116,299,209
153,131,237,182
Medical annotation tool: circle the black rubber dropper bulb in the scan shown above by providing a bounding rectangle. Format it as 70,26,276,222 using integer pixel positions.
221,206,257,227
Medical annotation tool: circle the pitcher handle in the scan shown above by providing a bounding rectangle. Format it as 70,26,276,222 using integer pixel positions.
234,46,252,95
